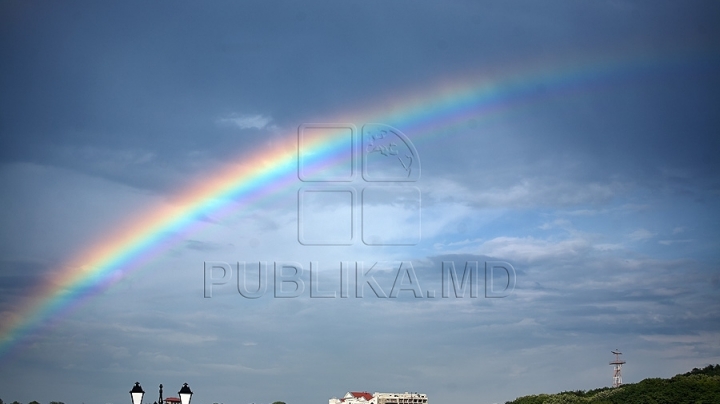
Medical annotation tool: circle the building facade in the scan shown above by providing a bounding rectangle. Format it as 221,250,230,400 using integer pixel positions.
330,392,428,404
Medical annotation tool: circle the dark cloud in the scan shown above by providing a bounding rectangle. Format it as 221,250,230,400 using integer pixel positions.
2,1,718,192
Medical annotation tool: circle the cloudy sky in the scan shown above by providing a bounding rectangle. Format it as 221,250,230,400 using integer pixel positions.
1,2,719,404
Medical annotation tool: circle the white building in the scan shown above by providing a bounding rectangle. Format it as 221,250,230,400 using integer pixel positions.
372,392,428,404
330,392,428,404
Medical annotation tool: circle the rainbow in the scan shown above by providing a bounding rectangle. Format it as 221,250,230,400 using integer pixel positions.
0,47,714,358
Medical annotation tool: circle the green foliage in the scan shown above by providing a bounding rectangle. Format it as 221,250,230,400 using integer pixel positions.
505,364,720,404
684,364,720,377
506,394,552,404
28,401,41,404
272,401,287,404
544,394,587,404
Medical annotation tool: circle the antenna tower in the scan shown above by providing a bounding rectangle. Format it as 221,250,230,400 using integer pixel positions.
609,350,626,387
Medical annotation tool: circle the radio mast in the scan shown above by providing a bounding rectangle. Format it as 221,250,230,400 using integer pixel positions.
609,350,626,387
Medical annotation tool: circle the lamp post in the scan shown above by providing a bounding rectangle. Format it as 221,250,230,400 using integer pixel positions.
179,383,193,404
130,382,145,404
130,382,193,404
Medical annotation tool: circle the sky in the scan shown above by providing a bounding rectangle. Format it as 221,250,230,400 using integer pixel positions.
1,1,719,404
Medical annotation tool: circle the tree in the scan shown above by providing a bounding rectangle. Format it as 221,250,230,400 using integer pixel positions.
505,364,720,404
272,401,287,404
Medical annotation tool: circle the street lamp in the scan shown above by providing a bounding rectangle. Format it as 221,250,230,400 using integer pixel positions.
130,382,193,404
178,383,193,404
130,382,145,404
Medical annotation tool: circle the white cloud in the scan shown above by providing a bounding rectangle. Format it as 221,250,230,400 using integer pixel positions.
640,332,720,345
594,243,625,251
658,239,694,246
628,228,655,241
565,203,649,216
539,218,572,230
216,113,273,130
433,237,485,250
422,176,624,209
477,235,591,263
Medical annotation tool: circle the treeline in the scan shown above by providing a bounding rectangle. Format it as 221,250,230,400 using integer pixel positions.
505,364,720,404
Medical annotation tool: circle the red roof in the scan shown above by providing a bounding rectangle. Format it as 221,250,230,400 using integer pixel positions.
349,392,373,401
165,398,181,403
